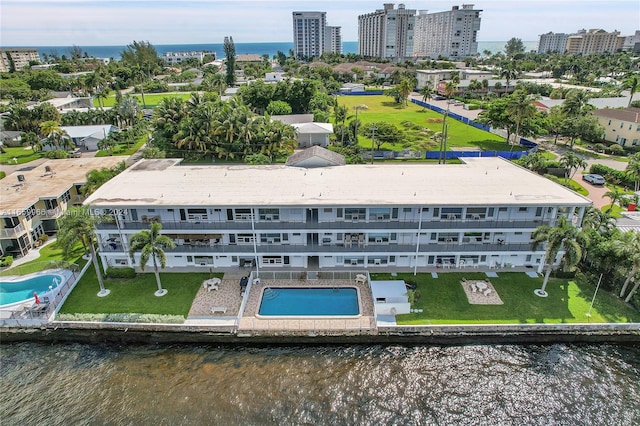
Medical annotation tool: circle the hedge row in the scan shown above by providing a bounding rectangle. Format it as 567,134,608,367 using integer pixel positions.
105,267,137,279
589,164,634,188
56,313,185,323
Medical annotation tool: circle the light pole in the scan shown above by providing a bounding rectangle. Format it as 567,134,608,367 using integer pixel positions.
586,273,603,320
369,125,377,164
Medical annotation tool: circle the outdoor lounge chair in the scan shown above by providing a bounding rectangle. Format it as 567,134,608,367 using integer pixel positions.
355,274,367,284
207,284,219,292
211,306,227,314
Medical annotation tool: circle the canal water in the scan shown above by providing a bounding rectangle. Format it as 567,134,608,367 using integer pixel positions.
1,343,638,425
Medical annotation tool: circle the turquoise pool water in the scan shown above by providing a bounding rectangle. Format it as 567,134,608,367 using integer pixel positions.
258,287,360,316
0,274,63,306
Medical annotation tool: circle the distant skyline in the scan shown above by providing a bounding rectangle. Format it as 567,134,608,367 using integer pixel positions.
1,0,638,47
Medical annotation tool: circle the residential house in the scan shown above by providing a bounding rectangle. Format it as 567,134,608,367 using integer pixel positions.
60,125,117,151
592,108,640,147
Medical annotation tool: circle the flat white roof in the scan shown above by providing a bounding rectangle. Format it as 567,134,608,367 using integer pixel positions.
370,280,408,299
85,157,592,208
1,157,125,213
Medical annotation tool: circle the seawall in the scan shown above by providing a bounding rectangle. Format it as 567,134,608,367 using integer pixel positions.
2,322,638,345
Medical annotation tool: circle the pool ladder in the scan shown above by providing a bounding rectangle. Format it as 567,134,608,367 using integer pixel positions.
263,288,278,300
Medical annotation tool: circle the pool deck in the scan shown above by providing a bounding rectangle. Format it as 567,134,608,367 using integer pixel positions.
185,272,376,332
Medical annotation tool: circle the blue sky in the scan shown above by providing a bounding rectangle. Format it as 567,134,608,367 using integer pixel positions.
1,0,638,46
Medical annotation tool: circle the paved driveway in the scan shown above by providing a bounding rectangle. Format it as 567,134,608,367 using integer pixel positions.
573,176,610,209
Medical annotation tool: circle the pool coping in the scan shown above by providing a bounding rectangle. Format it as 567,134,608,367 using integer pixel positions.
256,286,363,319
0,270,70,310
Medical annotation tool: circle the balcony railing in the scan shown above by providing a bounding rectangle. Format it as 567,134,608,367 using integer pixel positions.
96,218,549,232
0,223,25,238
101,241,538,255
43,207,64,219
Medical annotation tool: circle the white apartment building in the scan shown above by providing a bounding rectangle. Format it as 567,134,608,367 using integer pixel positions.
292,11,327,58
537,32,570,53
413,4,481,59
85,158,590,273
358,3,416,60
325,26,343,54
0,48,40,72
162,51,207,65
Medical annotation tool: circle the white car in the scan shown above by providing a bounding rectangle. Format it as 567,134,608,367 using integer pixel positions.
582,174,606,185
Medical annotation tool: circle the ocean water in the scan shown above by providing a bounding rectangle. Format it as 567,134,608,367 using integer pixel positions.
1,342,639,424
32,41,537,60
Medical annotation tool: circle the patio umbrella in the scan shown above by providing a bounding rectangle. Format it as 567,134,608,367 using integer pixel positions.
33,292,40,304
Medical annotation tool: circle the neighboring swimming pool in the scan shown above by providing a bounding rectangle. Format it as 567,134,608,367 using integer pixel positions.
258,287,360,316
0,273,64,307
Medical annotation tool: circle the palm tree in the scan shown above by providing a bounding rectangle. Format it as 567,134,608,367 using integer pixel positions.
420,82,433,107
506,90,538,146
352,104,368,144
562,89,591,117
623,74,639,107
625,152,640,192
21,131,40,152
132,67,148,109
128,222,175,297
40,120,71,149
559,151,588,184
57,206,110,297
612,231,640,302
603,186,624,213
531,216,584,297
397,79,413,107
500,66,518,94
581,206,615,235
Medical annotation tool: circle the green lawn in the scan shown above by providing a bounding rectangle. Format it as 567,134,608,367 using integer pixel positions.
0,146,44,165
546,175,589,196
371,272,639,325
601,204,624,218
59,268,221,318
95,133,148,157
337,95,507,152
97,92,192,109
0,241,87,276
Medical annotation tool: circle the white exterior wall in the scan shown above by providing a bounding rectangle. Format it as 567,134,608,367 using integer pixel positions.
95,204,573,272
414,5,482,59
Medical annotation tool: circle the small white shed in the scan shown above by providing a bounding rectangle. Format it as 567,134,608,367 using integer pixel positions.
370,280,411,316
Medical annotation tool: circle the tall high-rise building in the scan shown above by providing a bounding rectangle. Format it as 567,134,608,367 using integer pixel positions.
358,3,416,60
292,12,341,58
325,26,343,54
292,11,327,58
0,48,40,72
565,29,624,54
537,32,570,53
413,4,481,59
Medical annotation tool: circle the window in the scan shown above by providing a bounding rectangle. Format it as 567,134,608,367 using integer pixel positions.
24,205,36,220
403,207,412,213
518,207,528,212
61,190,71,203
323,208,332,213
259,208,279,220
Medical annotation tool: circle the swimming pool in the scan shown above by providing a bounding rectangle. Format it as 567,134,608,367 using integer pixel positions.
258,287,360,316
0,273,64,307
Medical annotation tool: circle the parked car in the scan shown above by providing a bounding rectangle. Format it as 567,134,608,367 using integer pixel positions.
582,174,606,185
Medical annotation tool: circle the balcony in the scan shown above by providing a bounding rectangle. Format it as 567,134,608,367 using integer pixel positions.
0,223,26,239
43,207,64,219
100,241,537,255
95,218,547,232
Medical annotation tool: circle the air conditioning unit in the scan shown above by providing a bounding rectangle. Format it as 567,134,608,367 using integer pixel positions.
267,238,275,244
375,238,383,243
350,259,358,265
374,259,381,265
376,215,384,220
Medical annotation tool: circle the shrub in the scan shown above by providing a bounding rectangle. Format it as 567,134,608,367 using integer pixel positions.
589,164,634,188
37,234,49,243
55,313,185,323
0,255,14,267
105,267,137,279
45,149,70,159
605,144,625,156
